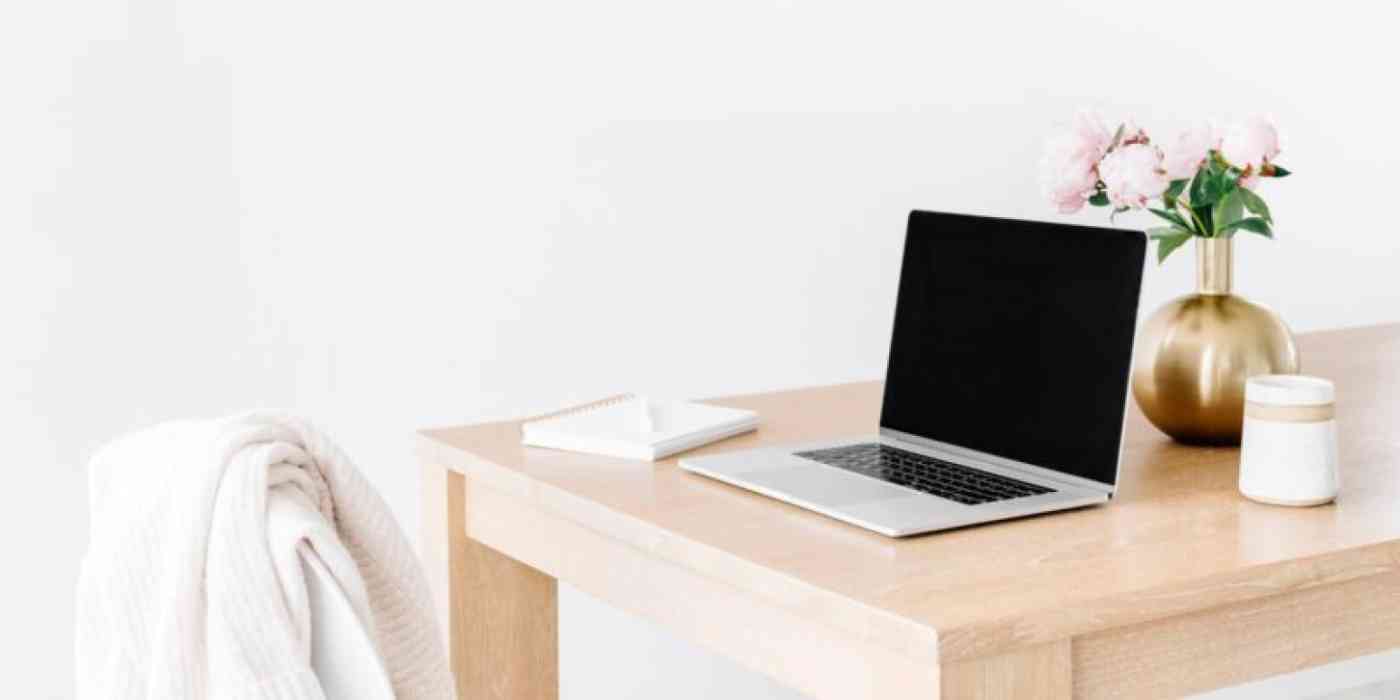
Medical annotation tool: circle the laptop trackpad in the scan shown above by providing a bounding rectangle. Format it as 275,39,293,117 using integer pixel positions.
740,464,908,507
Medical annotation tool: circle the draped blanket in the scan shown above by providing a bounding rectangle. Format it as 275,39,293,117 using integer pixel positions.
75,413,454,699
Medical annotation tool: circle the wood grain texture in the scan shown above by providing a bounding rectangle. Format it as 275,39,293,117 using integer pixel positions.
423,463,558,700
942,641,1070,699
1073,570,1400,699
420,324,1400,667
463,478,939,700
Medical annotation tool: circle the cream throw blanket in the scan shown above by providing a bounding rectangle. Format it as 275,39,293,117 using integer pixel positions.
75,413,455,699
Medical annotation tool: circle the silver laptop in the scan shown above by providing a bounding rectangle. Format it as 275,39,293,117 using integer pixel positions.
680,210,1146,537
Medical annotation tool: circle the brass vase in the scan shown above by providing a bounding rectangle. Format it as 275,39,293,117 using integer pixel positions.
1131,237,1299,445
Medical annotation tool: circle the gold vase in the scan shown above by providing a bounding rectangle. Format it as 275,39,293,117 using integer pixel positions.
1131,237,1299,445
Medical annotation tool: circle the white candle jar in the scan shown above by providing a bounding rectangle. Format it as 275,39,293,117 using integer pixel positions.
1238,375,1339,506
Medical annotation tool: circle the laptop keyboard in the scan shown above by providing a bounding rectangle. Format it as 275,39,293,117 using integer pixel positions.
794,443,1055,505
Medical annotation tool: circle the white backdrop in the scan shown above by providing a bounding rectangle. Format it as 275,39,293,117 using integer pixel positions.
5,0,1400,697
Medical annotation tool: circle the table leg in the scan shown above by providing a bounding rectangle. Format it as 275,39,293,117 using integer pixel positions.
941,641,1071,699
423,462,559,700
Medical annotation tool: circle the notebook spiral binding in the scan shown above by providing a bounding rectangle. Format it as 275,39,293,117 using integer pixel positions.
521,393,637,433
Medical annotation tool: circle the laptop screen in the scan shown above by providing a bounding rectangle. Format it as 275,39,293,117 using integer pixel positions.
880,211,1145,487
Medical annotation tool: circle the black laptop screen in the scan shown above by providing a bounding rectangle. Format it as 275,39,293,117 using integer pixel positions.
879,211,1145,486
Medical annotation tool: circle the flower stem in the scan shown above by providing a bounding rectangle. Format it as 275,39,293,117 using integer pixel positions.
1178,200,1209,237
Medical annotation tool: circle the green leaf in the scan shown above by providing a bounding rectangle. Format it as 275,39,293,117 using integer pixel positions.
1147,226,1189,239
1210,170,1231,202
1236,186,1272,224
1219,216,1273,238
1268,165,1292,178
1088,191,1110,207
1148,207,1189,229
1194,204,1213,235
1212,188,1244,235
1150,228,1194,264
1163,179,1188,207
1188,166,1230,208
1188,168,1210,206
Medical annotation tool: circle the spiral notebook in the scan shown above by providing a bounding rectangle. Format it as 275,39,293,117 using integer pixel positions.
521,394,759,462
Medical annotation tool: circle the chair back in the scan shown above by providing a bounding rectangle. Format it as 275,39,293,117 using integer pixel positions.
301,552,396,700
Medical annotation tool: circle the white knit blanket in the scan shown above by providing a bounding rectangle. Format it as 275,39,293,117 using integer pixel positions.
75,413,455,699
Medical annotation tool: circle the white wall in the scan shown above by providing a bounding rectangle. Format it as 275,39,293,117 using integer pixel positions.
5,0,1399,697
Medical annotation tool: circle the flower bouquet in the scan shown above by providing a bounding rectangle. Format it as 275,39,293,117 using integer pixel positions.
1041,113,1291,263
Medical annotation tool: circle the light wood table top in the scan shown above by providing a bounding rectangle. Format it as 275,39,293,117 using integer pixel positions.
420,323,1400,699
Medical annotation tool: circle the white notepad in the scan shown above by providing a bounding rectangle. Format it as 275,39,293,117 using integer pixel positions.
521,395,759,462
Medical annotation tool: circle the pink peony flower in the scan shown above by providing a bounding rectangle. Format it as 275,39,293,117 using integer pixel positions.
1220,116,1281,169
1041,111,1112,213
1099,143,1169,209
1162,123,1218,180
1238,172,1260,190
1042,154,1099,214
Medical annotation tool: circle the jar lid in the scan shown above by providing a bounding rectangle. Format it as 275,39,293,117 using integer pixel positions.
1246,374,1335,406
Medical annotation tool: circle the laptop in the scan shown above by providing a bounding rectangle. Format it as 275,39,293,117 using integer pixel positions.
680,210,1146,537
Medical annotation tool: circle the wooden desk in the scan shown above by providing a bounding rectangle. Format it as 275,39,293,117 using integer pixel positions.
419,324,1400,699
